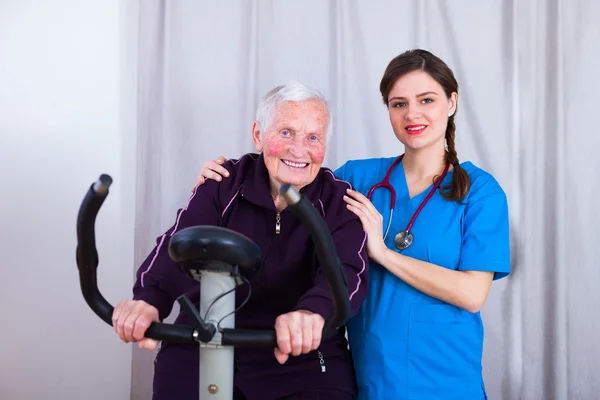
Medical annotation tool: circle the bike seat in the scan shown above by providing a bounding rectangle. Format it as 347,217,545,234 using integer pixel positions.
168,226,261,279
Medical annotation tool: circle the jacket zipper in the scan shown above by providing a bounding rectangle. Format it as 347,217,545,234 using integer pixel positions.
256,211,280,288
317,350,326,372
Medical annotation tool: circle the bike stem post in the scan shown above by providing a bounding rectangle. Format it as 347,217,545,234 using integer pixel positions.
198,271,237,399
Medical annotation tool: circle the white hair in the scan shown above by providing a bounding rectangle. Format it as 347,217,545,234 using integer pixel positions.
255,81,333,140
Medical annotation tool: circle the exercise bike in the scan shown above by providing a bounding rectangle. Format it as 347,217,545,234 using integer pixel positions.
75,174,350,399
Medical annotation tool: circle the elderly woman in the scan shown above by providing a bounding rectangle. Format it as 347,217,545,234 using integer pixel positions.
111,82,369,400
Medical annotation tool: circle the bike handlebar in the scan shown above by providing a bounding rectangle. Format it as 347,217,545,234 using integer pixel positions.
75,175,350,347
76,174,199,342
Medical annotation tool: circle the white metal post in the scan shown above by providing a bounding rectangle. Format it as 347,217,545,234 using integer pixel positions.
198,271,236,399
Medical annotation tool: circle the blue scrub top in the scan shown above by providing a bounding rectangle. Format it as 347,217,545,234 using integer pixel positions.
335,156,510,400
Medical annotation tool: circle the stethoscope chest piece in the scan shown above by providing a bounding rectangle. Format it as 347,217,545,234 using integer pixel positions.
394,230,414,251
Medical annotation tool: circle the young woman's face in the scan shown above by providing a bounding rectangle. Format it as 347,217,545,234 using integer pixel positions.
387,70,457,152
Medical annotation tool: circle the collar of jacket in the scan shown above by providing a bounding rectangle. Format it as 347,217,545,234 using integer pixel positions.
240,153,324,215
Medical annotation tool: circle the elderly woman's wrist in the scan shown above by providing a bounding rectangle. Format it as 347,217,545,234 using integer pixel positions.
133,287,171,321
292,299,331,321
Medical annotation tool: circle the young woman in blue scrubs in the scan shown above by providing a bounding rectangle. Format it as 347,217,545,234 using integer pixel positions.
195,49,510,400
339,49,510,400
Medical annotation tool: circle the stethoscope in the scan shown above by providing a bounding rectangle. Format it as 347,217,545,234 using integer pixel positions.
367,154,450,251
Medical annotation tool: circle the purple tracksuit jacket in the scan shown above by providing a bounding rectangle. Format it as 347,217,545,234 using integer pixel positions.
133,153,368,400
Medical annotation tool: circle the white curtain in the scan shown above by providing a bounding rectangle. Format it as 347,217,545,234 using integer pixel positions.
132,1,600,399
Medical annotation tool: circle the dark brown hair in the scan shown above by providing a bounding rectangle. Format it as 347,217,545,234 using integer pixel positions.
380,49,470,202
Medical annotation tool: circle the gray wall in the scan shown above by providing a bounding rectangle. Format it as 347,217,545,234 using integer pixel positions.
0,1,138,398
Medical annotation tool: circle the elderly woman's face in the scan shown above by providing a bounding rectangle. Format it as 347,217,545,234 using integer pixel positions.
253,99,329,192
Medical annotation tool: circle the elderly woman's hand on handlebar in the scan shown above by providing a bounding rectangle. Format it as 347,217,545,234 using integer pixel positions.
112,300,160,350
273,310,325,364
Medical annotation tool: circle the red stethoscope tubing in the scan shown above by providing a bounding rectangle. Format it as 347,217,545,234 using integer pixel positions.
367,154,450,243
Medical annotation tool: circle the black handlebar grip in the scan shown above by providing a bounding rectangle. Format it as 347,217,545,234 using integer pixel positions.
144,323,198,343
220,328,277,348
76,178,113,326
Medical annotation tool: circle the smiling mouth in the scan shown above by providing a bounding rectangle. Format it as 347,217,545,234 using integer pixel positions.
282,159,309,169
406,125,427,135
